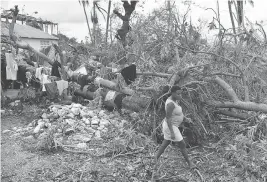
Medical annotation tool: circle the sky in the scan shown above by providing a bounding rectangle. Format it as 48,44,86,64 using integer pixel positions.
1,0,267,42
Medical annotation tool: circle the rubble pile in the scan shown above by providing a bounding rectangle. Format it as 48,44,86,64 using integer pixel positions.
6,103,135,151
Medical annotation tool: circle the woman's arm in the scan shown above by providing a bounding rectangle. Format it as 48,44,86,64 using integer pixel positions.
166,102,175,134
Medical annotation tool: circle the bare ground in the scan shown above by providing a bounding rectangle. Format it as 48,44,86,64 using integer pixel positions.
1,104,265,182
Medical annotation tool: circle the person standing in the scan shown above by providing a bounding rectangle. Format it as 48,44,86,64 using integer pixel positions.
155,85,193,169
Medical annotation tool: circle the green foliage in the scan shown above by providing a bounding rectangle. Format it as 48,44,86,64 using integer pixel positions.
223,118,267,181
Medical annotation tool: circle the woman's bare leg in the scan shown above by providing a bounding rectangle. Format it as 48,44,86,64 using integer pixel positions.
155,139,171,161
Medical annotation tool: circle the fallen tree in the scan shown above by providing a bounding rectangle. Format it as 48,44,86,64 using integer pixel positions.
6,6,54,66
3,4,267,149
206,76,267,113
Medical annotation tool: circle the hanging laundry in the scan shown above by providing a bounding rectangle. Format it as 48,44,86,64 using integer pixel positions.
26,72,32,83
55,80,68,96
74,66,87,75
41,74,51,91
121,64,137,85
51,60,61,78
5,53,18,80
35,67,43,80
44,82,58,99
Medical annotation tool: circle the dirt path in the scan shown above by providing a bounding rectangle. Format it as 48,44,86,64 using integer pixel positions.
1,114,72,182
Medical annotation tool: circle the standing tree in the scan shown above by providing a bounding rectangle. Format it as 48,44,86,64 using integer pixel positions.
91,0,107,46
105,0,112,45
113,0,138,47
79,0,93,44
79,0,106,46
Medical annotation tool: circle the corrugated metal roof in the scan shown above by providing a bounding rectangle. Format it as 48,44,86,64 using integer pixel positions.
1,22,59,40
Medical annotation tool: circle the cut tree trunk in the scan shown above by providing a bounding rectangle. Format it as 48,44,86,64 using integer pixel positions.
74,89,95,100
122,95,151,112
74,86,151,112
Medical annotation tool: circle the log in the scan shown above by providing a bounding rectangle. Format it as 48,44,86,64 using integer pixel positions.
73,86,151,112
206,76,267,113
95,77,135,95
136,72,170,78
74,89,95,100
214,110,250,120
122,95,151,112
208,100,267,113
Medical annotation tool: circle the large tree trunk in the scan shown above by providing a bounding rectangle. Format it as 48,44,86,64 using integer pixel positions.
73,87,151,112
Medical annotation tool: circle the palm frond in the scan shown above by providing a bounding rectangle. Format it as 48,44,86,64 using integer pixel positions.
94,2,107,20
247,0,254,7
78,0,90,6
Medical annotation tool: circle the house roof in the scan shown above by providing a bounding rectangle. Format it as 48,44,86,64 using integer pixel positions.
1,11,58,25
1,21,59,40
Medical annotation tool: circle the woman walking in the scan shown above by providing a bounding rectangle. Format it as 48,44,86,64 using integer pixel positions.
155,85,193,169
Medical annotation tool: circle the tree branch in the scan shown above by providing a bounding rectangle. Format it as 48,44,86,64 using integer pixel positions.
212,76,239,102
210,72,241,78
206,76,267,113
8,5,53,66
207,100,267,113
173,43,243,73
214,110,250,120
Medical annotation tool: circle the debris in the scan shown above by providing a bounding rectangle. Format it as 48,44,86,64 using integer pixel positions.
33,121,45,134
76,143,87,149
2,130,11,134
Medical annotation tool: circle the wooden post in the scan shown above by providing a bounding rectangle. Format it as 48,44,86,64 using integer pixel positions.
51,23,53,35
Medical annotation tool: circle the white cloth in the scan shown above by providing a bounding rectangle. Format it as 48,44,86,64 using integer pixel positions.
104,91,116,101
26,72,32,83
162,120,183,142
41,74,51,91
5,53,18,80
55,80,68,96
74,66,87,75
112,68,118,72
35,67,43,80
94,77,103,86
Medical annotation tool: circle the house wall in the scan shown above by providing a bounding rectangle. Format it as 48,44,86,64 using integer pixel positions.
20,38,58,51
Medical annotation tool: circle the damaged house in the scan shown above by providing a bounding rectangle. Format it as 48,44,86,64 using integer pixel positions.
1,21,59,51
